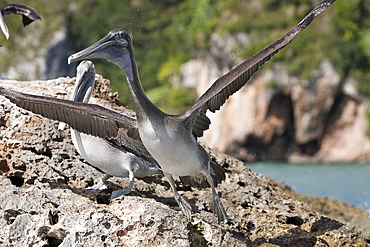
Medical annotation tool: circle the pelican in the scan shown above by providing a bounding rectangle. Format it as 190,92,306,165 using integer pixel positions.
0,64,225,199
67,0,335,222
56,60,163,199
0,3,41,39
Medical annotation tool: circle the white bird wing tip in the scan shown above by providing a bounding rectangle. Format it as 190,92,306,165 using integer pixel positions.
0,13,10,40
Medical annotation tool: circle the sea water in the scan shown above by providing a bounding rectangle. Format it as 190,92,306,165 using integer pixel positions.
248,162,370,213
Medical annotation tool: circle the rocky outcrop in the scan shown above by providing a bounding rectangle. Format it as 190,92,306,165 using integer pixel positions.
176,33,370,163
1,77,369,246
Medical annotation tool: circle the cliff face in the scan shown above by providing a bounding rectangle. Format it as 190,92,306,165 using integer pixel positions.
1,77,370,246
176,33,370,163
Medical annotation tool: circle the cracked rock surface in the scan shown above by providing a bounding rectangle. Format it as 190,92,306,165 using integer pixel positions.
0,77,369,246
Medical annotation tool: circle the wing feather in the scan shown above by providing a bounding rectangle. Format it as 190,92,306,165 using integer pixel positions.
190,0,336,138
0,86,137,139
1,4,41,25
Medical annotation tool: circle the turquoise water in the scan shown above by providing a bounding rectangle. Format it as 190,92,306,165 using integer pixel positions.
248,162,370,213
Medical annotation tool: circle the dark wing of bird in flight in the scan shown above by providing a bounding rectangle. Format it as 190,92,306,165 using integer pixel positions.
1,3,42,26
0,4,41,39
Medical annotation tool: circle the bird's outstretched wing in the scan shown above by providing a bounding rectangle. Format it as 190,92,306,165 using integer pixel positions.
0,4,41,39
0,86,139,140
190,0,336,138
1,4,42,26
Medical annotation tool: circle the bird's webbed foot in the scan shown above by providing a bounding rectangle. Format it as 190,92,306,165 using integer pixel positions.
173,192,192,218
110,188,132,200
110,171,135,200
84,184,108,193
84,181,108,193
207,175,228,223
210,192,228,223
84,174,111,193
166,174,192,219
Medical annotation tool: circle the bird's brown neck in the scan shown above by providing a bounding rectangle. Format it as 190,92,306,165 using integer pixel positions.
122,45,164,121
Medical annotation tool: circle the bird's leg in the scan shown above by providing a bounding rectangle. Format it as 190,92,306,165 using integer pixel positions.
111,170,135,200
85,174,111,193
166,174,192,218
206,175,228,223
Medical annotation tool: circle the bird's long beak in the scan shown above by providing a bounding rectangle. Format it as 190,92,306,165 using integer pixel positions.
0,12,9,39
68,32,117,64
